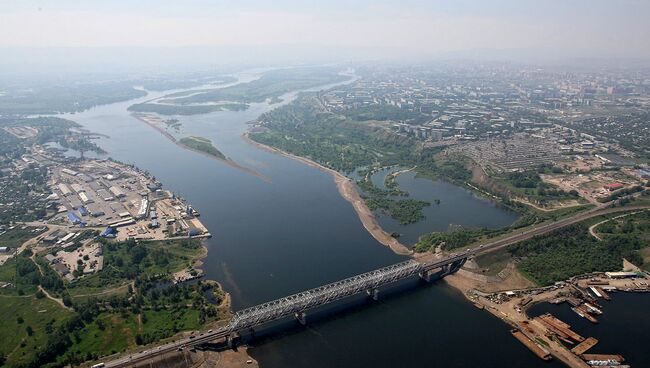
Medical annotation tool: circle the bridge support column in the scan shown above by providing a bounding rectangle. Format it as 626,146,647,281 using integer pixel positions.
366,288,379,301
419,270,431,282
295,312,307,325
226,334,234,349
441,264,450,275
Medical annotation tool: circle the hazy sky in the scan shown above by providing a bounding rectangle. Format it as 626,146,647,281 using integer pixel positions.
1,0,649,59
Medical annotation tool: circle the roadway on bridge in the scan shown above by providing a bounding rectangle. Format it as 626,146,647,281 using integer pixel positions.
105,203,650,368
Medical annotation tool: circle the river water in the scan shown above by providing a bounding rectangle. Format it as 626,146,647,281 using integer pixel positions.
58,72,562,367
529,292,650,367
370,168,518,245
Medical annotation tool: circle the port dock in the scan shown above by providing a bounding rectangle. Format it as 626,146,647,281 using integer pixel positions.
536,313,584,343
571,337,598,355
510,329,551,361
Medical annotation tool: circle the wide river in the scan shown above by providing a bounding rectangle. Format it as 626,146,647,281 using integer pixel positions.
59,72,563,367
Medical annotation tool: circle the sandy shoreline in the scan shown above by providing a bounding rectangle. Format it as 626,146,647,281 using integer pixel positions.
242,132,412,256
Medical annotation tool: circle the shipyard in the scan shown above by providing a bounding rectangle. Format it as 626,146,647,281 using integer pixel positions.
457,269,650,368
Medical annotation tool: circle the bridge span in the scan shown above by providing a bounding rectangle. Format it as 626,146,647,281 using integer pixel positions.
230,256,466,331
105,255,467,367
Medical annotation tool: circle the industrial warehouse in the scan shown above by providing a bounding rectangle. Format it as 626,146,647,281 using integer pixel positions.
49,159,210,242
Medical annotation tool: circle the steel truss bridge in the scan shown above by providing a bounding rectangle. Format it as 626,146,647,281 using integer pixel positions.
106,255,467,367
229,255,466,331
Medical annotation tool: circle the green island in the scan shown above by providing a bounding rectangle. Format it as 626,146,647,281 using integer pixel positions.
0,81,146,115
138,75,238,92
127,102,248,115
0,74,239,115
156,67,350,107
178,136,226,160
356,170,430,225
0,237,227,368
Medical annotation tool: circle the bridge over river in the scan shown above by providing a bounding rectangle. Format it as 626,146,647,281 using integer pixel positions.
105,204,650,368
105,254,468,367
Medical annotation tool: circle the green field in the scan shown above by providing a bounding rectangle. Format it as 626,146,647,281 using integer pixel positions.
0,295,74,367
0,227,46,250
474,247,512,276
0,237,223,367
178,136,226,160
73,238,204,291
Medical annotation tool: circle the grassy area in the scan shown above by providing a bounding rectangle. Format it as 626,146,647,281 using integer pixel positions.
69,238,204,295
66,312,135,360
493,171,582,204
64,308,203,358
92,238,204,284
0,237,222,367
67,279,131,301
0,257,17,284
0,295,74,367
0,227,46,250
0,253,41,295
474,248,512,276
178,136,226,159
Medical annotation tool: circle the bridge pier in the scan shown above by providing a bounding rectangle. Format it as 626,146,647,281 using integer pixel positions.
226,334,234,349
295,311,307,325
440,258,467,277
366,288,379,301
418,270,432,282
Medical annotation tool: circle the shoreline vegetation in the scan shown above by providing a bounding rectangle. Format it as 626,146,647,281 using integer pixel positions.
131,113,271,183
159,68,351,106
128,102,249,116
0,235,231,367
245,93,623,247
243,132,413,256
356,167,432,226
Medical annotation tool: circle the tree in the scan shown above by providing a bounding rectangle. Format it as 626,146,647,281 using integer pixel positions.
26,325,34,336
62,293,73,307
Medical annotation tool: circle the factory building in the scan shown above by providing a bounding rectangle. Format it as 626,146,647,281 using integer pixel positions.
109,186,125,198
58,183,71,196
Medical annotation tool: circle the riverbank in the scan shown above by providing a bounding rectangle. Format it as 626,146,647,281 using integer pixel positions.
243,132,412,256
